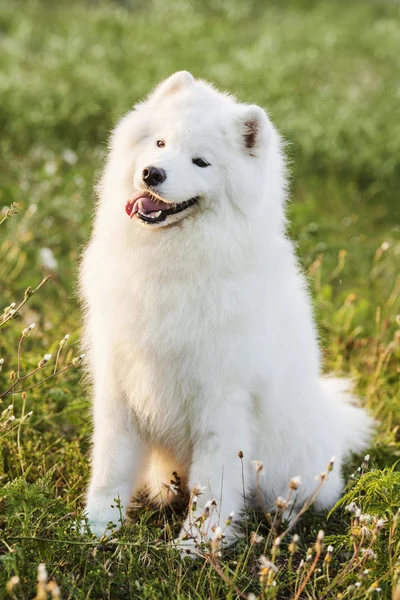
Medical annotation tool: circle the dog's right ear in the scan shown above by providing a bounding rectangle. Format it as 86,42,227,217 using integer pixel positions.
150,71,195,100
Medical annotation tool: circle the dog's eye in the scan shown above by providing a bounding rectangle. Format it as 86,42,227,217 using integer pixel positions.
192,158,210,168
157,140,166,148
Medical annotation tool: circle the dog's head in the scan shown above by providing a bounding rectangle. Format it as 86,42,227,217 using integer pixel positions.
101,71,286,231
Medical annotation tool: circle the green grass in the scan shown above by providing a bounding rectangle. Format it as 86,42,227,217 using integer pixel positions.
0,0,399,598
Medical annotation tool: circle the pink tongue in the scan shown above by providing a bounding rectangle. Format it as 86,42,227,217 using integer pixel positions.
137,195,170,213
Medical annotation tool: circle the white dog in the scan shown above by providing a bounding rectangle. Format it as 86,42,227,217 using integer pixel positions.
80,71,372,549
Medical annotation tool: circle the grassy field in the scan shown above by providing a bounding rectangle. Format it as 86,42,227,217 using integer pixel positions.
0,0,399,598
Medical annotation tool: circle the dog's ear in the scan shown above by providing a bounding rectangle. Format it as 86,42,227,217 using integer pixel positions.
151,71,195,100
236,105,269,156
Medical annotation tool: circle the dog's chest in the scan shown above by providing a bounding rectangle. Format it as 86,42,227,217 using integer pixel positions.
88,239,268,443
109,267,252,437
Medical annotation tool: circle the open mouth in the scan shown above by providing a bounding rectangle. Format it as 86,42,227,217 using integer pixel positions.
125,191,199,224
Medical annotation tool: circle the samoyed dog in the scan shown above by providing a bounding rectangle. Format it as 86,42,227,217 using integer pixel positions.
80,71,372,550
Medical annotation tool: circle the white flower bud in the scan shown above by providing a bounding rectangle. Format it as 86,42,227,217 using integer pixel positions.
38,563,48,583
289,475,302,490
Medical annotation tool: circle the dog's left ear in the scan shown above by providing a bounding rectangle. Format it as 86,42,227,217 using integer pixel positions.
236,105,269,156
151,71,195,100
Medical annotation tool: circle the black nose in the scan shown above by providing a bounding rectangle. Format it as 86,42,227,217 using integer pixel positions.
142,166,166,187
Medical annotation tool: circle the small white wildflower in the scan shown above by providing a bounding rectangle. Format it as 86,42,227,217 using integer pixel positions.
40,247,58,271
364,454,370,462
162,482,179,496
44,161,57,176
356,508,362,518
363,569,369,575
63,149,78,165
345,501,359,513
191,483,206,496
60,333,70,348
355,582,361,588
38,354,52,368
213,526,223,540
360,514,372,524
258,556,278,572
275,496,288,509
72,353,86,366
293,534,300,543
299,559,305,569
252,460,264,473
274,536,281,547
327,545,333,553
8,405,13,411
38,563,48,583
22,323,35,337
289,475,302,490
250,531,263,545
361,548,377,559
202,500,217,518
225,510,234,526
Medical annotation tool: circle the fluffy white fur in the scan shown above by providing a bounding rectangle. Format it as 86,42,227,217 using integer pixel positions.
80,71,373,549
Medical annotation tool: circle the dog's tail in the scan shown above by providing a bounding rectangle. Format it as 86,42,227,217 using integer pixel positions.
321,375,375,455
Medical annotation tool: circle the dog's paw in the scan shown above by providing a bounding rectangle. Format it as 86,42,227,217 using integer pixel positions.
86,519,116,539
71,514,113,539
84,495,125,538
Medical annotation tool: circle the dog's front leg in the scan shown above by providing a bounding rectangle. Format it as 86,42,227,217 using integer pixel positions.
85,377,147,538
176,392,252,555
